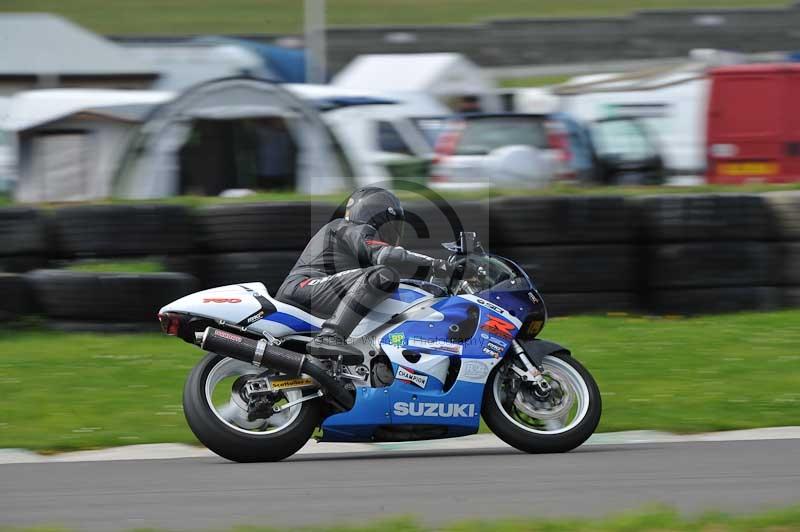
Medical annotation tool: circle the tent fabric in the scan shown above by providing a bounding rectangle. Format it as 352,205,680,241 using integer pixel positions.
15,117,136,202
10,79,349,201
0,14,157,77
333,53,495,96
81,103,163,123
285,83,397,110
2,89,173,132
114,77,348,198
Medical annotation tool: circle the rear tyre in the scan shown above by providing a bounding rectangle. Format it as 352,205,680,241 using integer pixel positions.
482,352,601,454
183,352,321,462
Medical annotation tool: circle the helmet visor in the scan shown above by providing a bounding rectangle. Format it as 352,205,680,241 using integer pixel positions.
378,219,405,246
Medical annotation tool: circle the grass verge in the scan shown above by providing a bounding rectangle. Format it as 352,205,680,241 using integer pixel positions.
0,0,789,34
65,259,166,274
2,505,800,531
1,310,799,451
499,75,574,88
14,182,800,211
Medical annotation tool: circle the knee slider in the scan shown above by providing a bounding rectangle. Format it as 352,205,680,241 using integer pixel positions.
366,265,399,293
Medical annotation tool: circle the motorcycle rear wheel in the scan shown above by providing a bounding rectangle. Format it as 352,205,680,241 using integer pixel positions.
183,352,321,462
482,352,601,453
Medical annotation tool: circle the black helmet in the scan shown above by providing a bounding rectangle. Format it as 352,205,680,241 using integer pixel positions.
345,187,405,245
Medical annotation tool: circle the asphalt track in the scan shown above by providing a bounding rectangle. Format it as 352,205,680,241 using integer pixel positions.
1,439,799,530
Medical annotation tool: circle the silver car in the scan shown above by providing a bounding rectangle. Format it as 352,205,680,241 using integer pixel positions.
428,113,561,189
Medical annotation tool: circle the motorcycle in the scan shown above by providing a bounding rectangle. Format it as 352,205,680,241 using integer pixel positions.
159,232,601,462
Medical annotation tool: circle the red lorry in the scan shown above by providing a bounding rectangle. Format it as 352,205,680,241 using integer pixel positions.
707,63,800,184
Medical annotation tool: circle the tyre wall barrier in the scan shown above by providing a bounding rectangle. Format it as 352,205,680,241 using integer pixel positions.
26,270,198,322
0,273,35,321
634,195,777,242
176,251,302,295
498,245,638,294
648,287,782,315
0,193,798,324
48,204,195,258
763,192,800,241
195,202,339,253
489,196,634,247
0,207,48,273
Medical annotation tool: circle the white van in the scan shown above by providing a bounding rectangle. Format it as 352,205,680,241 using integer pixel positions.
287,84,451,186
556,69,709,176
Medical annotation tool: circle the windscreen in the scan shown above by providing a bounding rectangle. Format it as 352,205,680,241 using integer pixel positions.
456,254,532,294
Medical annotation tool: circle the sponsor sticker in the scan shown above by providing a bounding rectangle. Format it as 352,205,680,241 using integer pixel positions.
480,333,490,340
483,347,499,358
213,329,242,343
269,377,316,390
396,366,428,388
407,337,463,355
480,315,515,340
528,292,540,305
393,401,476,418
203,298,242,303
486,341,506,353
476,297,506,315
388,332,405,348
462,360,490,379
245,311,265,324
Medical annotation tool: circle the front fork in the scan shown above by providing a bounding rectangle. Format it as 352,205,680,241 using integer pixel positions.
509,340,552,395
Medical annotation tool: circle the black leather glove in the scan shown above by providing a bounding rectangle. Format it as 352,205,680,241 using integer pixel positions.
431,258,455,279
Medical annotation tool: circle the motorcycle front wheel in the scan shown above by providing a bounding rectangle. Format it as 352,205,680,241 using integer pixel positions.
482,352,601,453
183,352,321,462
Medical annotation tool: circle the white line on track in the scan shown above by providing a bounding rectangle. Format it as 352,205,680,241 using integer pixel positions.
1,426,799,465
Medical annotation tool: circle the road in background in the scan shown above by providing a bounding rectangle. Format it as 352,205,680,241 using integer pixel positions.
1,439,798,530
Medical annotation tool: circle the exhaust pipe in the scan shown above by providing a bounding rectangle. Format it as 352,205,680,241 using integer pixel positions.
200,327,355,410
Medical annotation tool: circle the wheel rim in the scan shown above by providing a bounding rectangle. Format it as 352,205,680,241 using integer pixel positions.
204,357,303,436
492,355,590,435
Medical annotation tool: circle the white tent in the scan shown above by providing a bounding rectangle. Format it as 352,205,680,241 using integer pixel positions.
3,89,173,202
0,96,12,190
333,53,499,112
114,77,351,198
4,79,352,201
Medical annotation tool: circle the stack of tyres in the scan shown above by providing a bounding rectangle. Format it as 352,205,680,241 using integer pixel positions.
0,207,48,320
489,196,638,316
189,202,340,293
764,191,800,307
49,204,195,258
637,195,781,314
29,204,199,328
26,270,198,328
0,207,47,273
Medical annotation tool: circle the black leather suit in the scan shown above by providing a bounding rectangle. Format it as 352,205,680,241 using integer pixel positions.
277,218,437,321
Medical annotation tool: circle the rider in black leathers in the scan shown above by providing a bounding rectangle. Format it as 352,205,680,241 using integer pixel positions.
277,187,451,361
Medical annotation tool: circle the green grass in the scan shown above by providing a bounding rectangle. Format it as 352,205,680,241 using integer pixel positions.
1,310,799,451
499,75,574,88
0,0,790,34
15,182,800,211
0,330,198,451
65,259,165,274
3,505,800,531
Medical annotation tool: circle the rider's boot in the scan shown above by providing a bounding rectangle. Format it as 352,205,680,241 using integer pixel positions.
307,266,398,365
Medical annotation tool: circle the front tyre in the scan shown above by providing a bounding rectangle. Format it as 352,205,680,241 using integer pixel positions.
482,352,601,453
183,352,321,462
